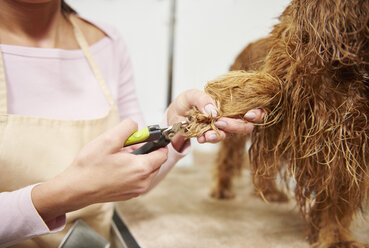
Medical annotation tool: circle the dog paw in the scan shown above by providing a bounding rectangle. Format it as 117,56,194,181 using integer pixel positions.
315,241,369,248
210,188,235,199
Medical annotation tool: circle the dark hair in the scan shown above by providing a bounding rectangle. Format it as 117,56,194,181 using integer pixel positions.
61,0,77,15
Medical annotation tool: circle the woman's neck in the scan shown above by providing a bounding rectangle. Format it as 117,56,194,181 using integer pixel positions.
0,0,76,48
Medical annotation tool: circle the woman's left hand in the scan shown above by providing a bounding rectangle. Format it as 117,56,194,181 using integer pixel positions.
167,89,264,147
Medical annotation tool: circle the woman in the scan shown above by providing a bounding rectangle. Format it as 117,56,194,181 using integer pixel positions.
0,0,263,247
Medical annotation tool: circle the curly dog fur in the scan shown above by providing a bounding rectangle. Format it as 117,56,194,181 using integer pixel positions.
184,0,369,247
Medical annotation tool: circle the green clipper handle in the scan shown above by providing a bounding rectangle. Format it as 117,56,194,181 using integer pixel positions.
124,125,162,146
124,127,150,146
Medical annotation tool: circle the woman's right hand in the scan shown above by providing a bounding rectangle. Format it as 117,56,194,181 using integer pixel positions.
31,119,168,223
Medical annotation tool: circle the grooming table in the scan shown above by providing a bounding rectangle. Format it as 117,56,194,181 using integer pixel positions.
116,152,369,248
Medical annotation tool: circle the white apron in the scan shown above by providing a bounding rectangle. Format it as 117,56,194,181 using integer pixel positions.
0,16,120,248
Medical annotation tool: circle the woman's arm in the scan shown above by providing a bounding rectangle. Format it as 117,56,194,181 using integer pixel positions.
0,119,168,247
0,185,65,247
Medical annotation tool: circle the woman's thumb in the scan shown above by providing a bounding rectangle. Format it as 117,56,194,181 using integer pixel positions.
101,119,138,153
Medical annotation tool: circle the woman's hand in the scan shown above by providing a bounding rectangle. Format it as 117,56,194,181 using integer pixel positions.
202,108,264,143
31,118,168,223
167,89,264,147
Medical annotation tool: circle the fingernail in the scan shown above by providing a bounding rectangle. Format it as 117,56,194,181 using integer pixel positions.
215,121,227,129
204,104,218,118
208,134,218,141
198,136,206,143
245,111,256,120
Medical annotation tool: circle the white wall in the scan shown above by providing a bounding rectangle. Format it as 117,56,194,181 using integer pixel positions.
67,0,290,163
173,0,290,95
173,0,289,156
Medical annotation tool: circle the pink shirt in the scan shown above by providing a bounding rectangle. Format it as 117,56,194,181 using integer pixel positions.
0,19,189,247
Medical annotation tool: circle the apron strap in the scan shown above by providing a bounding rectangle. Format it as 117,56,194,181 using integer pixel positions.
69,15,116,109
0,46,8,115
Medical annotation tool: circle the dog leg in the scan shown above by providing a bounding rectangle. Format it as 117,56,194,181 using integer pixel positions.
253,172,289,202
250,133,289,203
210,134,247,199
308,196,368,248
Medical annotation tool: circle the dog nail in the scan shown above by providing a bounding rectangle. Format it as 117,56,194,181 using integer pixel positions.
215,121,227,129
245,111,256,120
205,104,218,118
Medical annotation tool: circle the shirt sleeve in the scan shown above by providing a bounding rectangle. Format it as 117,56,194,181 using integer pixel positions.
148,111,191,190
0,185,65,247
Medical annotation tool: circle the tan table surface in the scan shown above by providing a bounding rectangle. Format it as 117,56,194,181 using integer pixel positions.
116,152,369,248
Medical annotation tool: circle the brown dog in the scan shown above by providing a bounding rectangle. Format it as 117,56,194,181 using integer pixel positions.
201,1,369,247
